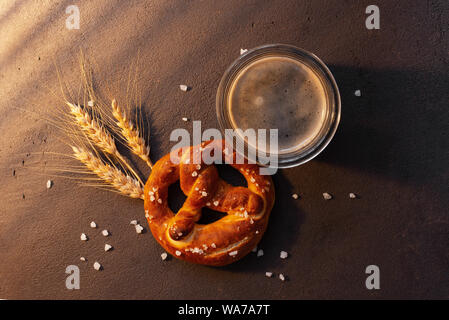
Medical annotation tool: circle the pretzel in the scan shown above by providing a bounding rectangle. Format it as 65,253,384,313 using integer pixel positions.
143,140,275,266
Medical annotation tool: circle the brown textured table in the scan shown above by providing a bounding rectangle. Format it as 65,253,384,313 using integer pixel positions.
0,0,448,299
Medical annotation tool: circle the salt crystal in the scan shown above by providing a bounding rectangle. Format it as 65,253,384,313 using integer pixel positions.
46,180,53,189
354,90,361,97
323,192,333,200
179,85,189,92
130,220,138,225
135,224,144,234
80,257,86,262
265,272,273,278
211,243,216,248
157,198,162,204
279,274,286,281
175,250,182,256
102,229,109,236
229,250,238,256
93,262,101,271
349,193,357,199
213,201,219,206
240,48,248,55
182,117,188,122
292,193,299,200
192,171,198,177
90,221,97,228
88,100,94,107
280,251,288,259
257,249,264,257
161,252,168,260
80,233,88,241
104,244,112,252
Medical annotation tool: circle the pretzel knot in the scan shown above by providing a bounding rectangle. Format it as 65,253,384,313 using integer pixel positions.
144,140,275,266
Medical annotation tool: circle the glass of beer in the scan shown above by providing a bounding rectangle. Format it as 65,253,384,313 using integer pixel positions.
216,44,341,168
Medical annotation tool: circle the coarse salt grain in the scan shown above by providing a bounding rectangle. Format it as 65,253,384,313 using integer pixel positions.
354,89,361,97
349,193,357,199
240,48,248,55
279,274,286,281
179,84,188,92
257,249,264,257
80,257,86,262
93,262,101,271
182,117,188,122
102,230,109,236
280,251,288,259
192,171,198,177
90,221,97,228
213,201,219,206
175,250,182,256
157,198,162,204
265,272,273,278
150,195,155,202
211,243,216,248
201,191,208,197
46,180,53,189
130,220,138,225
229,250,238,257
88,100,94,107
323,192,333,200
135,224,144,234
104,244,112,252
161,252,168,260
292,193,299,200
80,233,88,241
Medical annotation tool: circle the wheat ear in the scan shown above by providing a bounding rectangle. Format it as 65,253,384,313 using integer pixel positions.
67,102,144,185
111,99,153,168
72,146,144,199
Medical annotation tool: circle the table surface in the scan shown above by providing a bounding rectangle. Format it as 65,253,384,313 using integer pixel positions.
0,0,448,299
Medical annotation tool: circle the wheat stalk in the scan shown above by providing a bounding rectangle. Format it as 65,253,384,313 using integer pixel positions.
111,99,153,168
67,101,144,185
72,146,144,199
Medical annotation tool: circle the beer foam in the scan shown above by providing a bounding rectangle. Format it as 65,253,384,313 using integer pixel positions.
228,56,327,154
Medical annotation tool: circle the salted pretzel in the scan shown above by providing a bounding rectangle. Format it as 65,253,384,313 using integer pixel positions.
143,140,275,266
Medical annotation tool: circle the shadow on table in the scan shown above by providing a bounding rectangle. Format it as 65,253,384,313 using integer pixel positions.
220,64,449,273
319,65,449,187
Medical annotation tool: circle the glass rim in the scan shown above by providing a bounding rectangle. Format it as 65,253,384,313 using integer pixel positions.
216,43,341,168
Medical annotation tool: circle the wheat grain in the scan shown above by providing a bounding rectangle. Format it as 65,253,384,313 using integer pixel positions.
111,99,153,168
67,102,117,155
67,101,144,185
72,146,144,199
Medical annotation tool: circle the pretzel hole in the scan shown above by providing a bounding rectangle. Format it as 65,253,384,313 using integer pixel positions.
167,181,187,214
198,207,227,225
216,164,248,187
